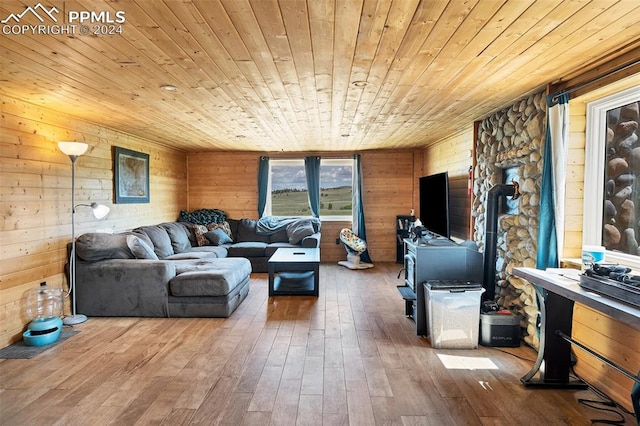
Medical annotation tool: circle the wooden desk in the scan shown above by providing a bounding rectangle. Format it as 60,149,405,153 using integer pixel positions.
513,267,640,390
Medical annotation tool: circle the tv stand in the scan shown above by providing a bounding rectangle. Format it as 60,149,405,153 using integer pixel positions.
400,238,483,336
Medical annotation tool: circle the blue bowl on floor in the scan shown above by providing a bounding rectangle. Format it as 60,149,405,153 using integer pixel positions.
22,317,63,346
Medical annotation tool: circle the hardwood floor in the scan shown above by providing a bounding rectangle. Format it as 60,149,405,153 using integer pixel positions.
0,263,635,425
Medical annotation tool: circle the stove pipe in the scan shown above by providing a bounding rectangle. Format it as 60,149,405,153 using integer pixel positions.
482,181,520,301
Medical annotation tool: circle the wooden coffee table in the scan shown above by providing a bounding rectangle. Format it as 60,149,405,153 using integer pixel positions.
268,248,320,296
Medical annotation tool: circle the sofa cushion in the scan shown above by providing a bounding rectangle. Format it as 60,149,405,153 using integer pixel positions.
269,228,290,244
126,235,159,260
165,251,218,260
265,242,298,257
236,219,270,243
286,219,316,244
301,233,321,248
176,222,199,247
169,258,252,297
134,225,174,258
161,222,192,253
183,246,228,257
129,231,154,249
76,233,134,261
226,218,240,240
206,228,233,245
227,241,268,258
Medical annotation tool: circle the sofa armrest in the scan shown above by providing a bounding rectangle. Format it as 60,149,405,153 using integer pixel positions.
75,259,176,317
301,232,321,248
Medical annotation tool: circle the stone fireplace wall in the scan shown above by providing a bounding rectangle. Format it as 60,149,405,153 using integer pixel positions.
473,91,546,348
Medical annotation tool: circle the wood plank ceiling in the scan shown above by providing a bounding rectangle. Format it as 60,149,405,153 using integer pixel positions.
1,0,639,152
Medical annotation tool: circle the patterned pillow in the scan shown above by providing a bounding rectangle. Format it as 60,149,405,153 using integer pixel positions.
207,221,233,239
193,224,209,246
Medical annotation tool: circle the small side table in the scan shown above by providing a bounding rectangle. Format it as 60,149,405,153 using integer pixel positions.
268,248,320,296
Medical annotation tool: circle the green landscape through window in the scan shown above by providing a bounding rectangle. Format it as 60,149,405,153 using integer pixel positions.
270,159,353,218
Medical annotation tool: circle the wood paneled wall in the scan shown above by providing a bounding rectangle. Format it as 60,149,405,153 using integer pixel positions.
422,93,638,412
565,75,640,413
421,128,475,239
0,96,187,347
187,150,417,263
360,151,417,262
187,152,260,219
564,100,587,259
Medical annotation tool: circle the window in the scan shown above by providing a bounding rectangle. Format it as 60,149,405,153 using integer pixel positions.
584,85,640,267
269,159,309,216
319,159,353,218
267,158,353,220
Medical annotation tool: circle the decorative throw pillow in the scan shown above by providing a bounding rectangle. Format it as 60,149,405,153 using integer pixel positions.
205,228,233,245
207,221,233,238
286,219,315,245
193,224,209,246
75,233,134,261
126,235,159,260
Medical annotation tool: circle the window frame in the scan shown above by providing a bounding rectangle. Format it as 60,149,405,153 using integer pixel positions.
583,85,640,268
266,158,354,222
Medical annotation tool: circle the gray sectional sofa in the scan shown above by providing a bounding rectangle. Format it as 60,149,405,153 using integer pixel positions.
72,217,321,318
219,217,321,272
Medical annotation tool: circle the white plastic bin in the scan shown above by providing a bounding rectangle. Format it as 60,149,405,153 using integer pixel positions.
425,280,485,349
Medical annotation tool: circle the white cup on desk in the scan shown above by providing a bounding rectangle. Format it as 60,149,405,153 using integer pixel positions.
582,245,605,271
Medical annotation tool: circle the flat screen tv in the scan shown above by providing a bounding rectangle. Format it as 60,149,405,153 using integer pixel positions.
419,172,451,238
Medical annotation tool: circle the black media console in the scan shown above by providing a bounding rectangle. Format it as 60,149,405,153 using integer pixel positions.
399,237,484,336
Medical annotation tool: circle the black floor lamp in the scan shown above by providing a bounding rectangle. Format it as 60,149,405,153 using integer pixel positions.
58,142,110,325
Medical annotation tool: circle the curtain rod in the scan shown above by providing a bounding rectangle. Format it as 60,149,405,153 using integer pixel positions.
551,58,640,103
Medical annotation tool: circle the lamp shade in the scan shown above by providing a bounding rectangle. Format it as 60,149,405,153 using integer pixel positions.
90,203,110,219
58,141,88,156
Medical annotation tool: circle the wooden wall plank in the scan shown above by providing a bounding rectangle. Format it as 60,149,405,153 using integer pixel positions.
421,128,475,240
0,96,187,347
564,76,640,414
186,150,416,263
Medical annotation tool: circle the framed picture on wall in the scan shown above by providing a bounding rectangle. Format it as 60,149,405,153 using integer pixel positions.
114,146,150,203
